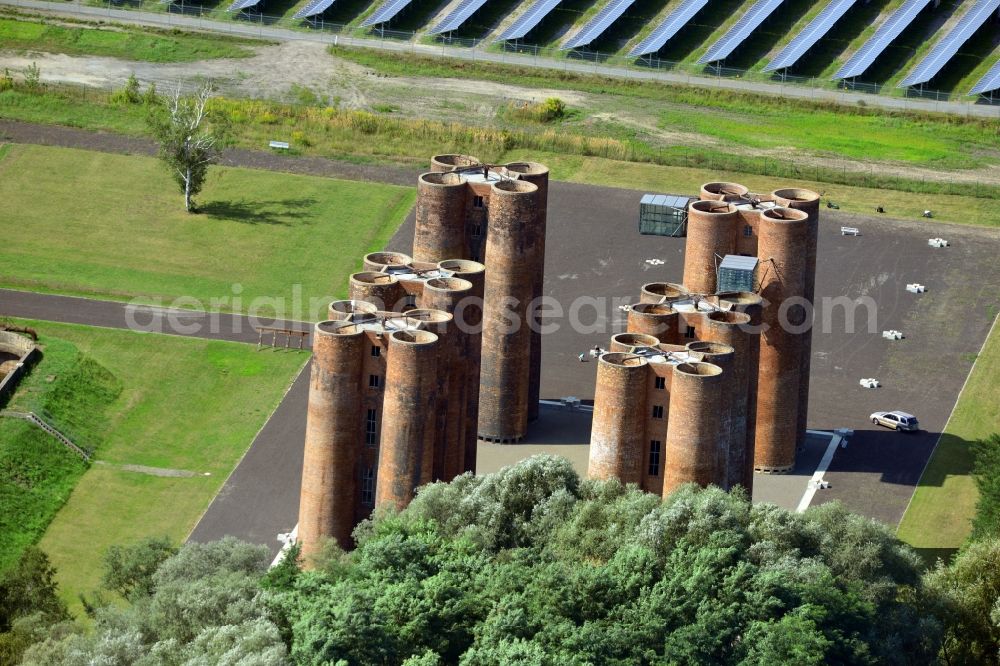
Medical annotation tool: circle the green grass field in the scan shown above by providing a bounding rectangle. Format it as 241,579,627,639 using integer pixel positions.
3,320,306,613
0,15,259,62
0,335,122,573
328,46,1000,169
896,316,1000,561
0,144,415,313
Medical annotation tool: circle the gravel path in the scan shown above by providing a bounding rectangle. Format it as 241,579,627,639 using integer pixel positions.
0,119,418,186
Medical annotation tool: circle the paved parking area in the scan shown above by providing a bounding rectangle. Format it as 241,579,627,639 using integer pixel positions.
391,181,1000,526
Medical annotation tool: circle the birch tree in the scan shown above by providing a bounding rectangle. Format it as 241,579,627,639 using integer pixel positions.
149,83,223,212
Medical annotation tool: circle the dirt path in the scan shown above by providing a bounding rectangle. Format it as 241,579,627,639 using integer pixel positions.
0,119,418,186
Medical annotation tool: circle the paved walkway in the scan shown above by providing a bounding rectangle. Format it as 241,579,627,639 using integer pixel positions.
2,0,997,118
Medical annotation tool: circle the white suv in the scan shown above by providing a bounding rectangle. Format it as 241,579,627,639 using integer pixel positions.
870,411,919,432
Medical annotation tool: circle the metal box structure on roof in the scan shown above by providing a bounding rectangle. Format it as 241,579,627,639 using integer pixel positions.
639,194,692,236
717,254,759,293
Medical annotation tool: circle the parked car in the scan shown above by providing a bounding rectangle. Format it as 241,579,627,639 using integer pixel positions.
870,411,919,432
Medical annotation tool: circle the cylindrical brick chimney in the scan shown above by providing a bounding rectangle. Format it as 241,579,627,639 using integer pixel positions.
716,291,764,489
628,302,679,344
755,206,809,473
683,200,740,294
327,299,378,322
414,172,468,263
420,279,474,482
703,311,754,491
663,361,725,495
430,154,480,172
438,259,486,473
375,329,440,511
609,332,660,352
589,352,649,485
362,251,412,273
700,181,749,202
478,179,541,443
685,340,735,490
298,321,365,561
773,188,820,450
639,282,686,304
506,162,549,424
349,272,404,312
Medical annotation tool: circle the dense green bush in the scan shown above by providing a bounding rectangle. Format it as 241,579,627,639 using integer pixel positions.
972,433,1000,541
281,456,941,665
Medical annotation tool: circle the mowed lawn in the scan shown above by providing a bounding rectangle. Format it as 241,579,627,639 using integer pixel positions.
10,320,306,613
0,144,415,315
896,316,1000,559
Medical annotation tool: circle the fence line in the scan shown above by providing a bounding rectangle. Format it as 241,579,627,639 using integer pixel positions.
3,0,998,117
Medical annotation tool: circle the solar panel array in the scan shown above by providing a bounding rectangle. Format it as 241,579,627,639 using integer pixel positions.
362,0,413,25
228,0,262,11
294,0,336,18
969,57,1000,94
428,0,489,33
832,0,932,80
899,0,1000,87
698,0,784,63
629,0,709,57
562,0,637,49
764,0,856,71
495,0,562,41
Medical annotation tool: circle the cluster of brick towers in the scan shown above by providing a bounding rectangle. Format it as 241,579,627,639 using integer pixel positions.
298,155,549,560
298,162,820,560
588,181,820,495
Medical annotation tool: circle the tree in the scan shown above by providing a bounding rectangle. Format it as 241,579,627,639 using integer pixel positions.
21,538,288,666
283,455,944,665
0,548,69,665
972,433,1000,541
925,538,1000,665
101,536,177,601
0,548,67,632
148,83,224,212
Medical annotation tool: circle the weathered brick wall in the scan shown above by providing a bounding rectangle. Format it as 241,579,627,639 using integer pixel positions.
414,172,469,263
588,352,649,485
773,188,821,452
683,201,740,294
478,179,542,442
298,321,365,561
376,329,440,511
663,362,725,494
755,207,809,472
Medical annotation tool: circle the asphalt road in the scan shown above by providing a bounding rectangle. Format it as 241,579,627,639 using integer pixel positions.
1,0,997,118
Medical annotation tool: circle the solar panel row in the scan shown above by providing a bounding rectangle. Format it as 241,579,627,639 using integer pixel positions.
429,0,489,33
969,57,1000,95
698,0,784,64
561,0,636,49
899,0,1000,87
629,0,708,57
764,0,856,71
832,0,932,80
294,0,336,18
495,0,562,41
227,0,262,11
362,0,413,26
